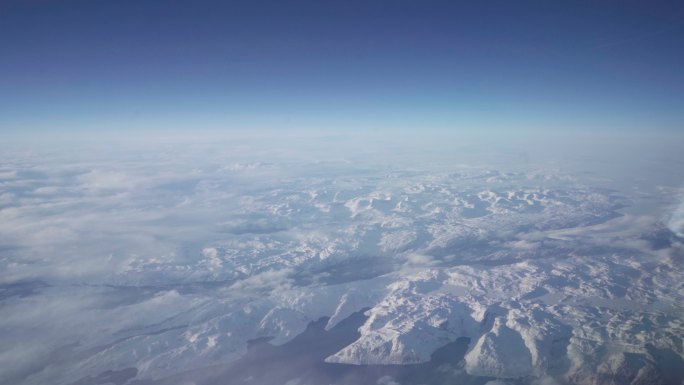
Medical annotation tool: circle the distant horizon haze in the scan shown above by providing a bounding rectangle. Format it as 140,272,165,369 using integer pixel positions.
1,0,683,134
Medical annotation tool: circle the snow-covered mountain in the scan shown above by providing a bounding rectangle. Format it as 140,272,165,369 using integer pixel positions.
0,140,682,385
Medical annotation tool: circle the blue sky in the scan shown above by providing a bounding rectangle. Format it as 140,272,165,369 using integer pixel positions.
1,0,683,134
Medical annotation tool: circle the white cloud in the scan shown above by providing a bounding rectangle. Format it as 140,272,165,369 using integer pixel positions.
376,375,401,385
228,269,294,295
403,253,438,268
668,197,684,238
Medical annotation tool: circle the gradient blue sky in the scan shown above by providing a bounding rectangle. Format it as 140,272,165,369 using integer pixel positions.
1,0,683,134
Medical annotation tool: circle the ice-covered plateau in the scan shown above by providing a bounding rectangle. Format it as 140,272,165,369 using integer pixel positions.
1,159,682,385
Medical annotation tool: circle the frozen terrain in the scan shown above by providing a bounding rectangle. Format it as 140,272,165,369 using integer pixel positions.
0,134,683,385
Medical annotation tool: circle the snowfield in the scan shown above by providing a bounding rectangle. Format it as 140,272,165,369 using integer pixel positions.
0,139,682,385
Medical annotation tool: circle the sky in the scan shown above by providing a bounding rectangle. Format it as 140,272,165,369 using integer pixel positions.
1,0,683,135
